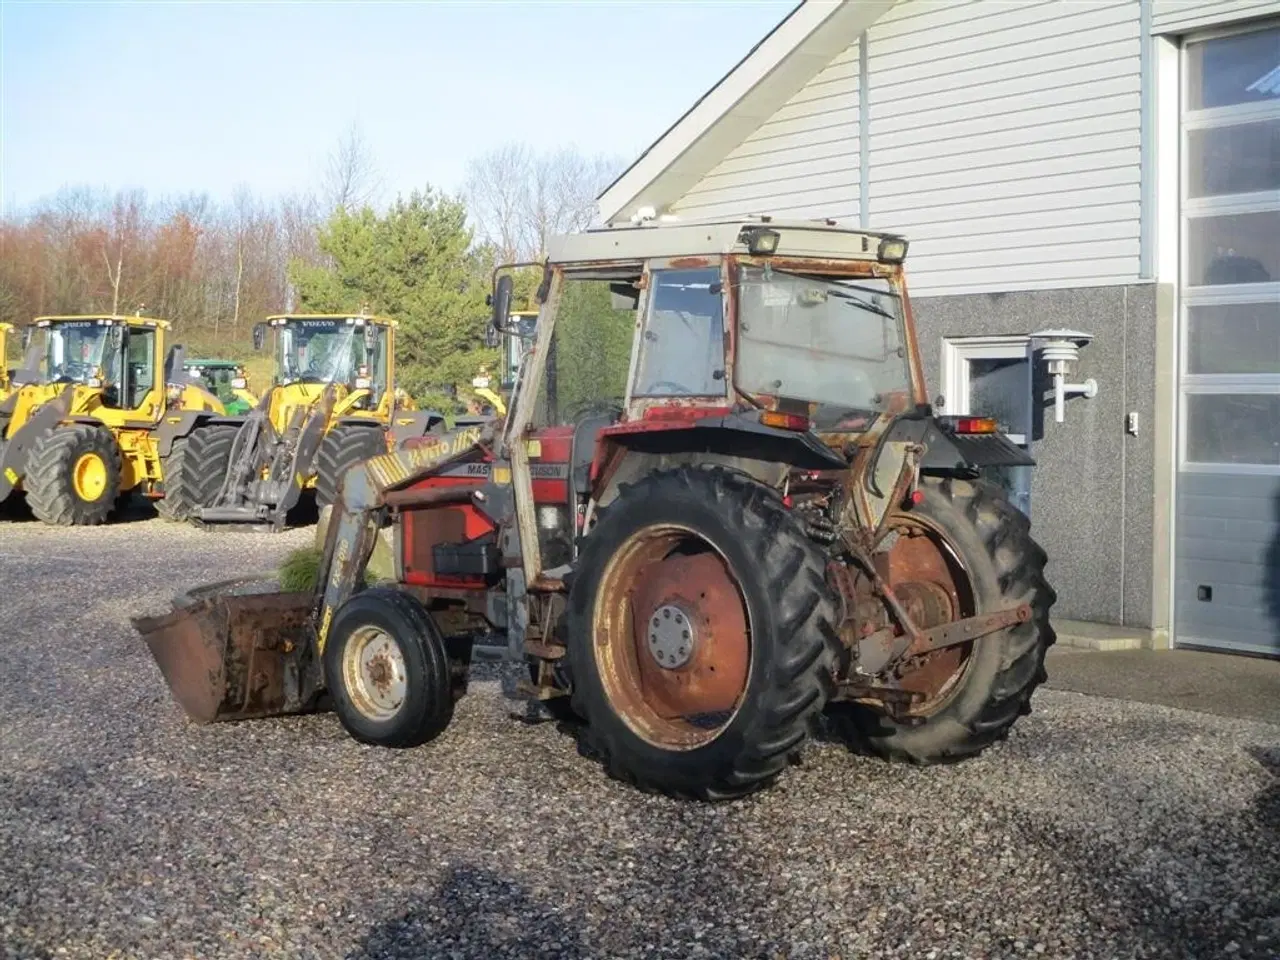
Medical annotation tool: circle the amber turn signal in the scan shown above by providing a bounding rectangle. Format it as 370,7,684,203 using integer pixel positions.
760,410,810,431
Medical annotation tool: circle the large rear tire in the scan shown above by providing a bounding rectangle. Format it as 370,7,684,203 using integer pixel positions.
315,424,385,508
566,465,840,801
25,424,121,526
323,587,455,748
827,476,1056,763
155,424,239,521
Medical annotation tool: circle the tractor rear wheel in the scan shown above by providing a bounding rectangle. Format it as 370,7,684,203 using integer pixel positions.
155,424,238,521
25,424,122,526
316,424,386,508
566,466,840,801
827,476,1056,763
324,587,455,748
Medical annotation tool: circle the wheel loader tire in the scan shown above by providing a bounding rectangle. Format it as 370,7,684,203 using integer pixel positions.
827,476,1057,764
24,424,121,526
155,424,238,521
324,586,455,748
315,425,386,509
566,465,841,801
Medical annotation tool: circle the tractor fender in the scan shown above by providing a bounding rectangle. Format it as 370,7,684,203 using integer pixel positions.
882,414,1036,474
388,409,449,449
152,410,248,458
0,389,75,500
587,413,846,512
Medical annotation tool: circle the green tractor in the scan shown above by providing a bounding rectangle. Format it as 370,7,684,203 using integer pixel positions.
183,359,257,415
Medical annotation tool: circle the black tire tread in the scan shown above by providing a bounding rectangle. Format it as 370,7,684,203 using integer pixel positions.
843,476,1056,765
325,586,454,749
568,465,841,801
315,424,386,508
155,423,239,520
24,423,121,526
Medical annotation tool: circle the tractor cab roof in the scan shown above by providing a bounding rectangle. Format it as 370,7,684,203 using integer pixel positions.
33,314,173,330
544,215,908,270
266,313,397,329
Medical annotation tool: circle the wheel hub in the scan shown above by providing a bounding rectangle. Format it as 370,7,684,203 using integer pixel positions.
345,627,407,720
72,452,107,502
646,603,696,669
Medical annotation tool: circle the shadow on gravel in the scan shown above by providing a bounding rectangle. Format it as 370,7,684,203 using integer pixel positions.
0,492,157,524
1013,744,1280,960
346,864,592,960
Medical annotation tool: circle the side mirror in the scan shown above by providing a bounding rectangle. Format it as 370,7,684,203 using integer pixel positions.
21,327,32,350
490,274,513,337
363,323,377,352
484,323,500,349
252,323,266,351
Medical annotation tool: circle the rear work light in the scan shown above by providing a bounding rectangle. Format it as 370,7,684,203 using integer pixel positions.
877,237,909,264
952,416,999,434
760,410,810,431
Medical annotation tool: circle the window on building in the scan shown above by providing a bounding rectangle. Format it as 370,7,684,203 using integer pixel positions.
941,336,1033,517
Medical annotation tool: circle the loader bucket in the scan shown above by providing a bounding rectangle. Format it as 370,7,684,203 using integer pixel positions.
132,577,325,724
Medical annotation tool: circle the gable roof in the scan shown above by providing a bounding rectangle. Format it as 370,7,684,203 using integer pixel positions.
596,0,899,226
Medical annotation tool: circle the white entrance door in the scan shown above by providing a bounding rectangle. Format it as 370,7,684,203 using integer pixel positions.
942,336,1034,517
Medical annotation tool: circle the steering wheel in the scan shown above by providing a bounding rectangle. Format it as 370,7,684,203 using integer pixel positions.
645,380,694,395
564,399,624,423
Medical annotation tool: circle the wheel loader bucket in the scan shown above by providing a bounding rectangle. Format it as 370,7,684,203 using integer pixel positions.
131,578,324,724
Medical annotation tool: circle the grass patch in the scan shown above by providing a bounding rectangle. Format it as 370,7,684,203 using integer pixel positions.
278,545,390,592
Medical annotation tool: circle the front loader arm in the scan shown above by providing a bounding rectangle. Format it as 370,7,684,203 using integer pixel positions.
312,421,497,654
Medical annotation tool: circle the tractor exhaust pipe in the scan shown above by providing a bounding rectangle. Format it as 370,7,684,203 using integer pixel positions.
131,578,325,724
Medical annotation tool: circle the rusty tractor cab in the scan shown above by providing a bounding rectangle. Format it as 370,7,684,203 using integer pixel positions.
135,216,1055,802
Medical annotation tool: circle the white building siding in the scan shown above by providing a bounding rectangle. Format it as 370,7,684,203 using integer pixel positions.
1152,0,1280,35
867,0,1143,296
671,43,860,221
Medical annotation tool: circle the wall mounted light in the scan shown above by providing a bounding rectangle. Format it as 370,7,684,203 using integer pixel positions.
1030,329,1097,424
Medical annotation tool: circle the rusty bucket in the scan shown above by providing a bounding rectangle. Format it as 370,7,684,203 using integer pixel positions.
131,577,325,724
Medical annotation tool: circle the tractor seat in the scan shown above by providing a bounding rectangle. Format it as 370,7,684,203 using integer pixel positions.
570,413,617,497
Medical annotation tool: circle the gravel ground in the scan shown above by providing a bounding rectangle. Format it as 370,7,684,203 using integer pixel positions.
1,509,1277,960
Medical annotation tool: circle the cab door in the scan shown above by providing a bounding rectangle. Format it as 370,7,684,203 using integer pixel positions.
121,325,161,422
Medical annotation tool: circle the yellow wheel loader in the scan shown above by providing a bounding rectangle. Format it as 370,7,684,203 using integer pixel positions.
0,315,227,526
185,314,448,532
0,322,15,402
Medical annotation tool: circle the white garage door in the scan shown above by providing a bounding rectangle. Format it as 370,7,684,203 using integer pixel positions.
1175,22,1280,655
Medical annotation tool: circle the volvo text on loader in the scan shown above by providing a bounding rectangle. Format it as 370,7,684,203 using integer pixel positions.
135,217,1056,801
167,313,446,531
0,315,226,525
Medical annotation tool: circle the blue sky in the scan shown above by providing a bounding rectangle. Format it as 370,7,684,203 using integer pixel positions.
0,1,795,213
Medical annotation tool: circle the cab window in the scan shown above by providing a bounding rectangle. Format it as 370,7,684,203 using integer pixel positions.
632,267,725,397
126,327,156,408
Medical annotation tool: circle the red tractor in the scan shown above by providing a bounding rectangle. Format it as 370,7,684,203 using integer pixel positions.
136,216,1055,801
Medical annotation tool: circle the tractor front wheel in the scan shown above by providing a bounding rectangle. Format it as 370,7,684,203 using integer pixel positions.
827,476,1056,763
566,466,840,801
25,424,122,526
316,425,386,509
155,423,238,521
323,587,455,748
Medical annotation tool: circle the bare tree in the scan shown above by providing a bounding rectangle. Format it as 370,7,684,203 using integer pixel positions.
101,190,145,315
323,121,382,214
465,143,626,262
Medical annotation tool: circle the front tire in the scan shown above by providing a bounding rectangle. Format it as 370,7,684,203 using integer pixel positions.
827,476,1056,763
315,425,385,509
566,466,840,801
323,587,455,748
25,424,121,526
155,423,238,521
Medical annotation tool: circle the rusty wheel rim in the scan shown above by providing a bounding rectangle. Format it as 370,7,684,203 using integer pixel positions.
594,524,751,751
343,626,408,721
884,521,976,717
